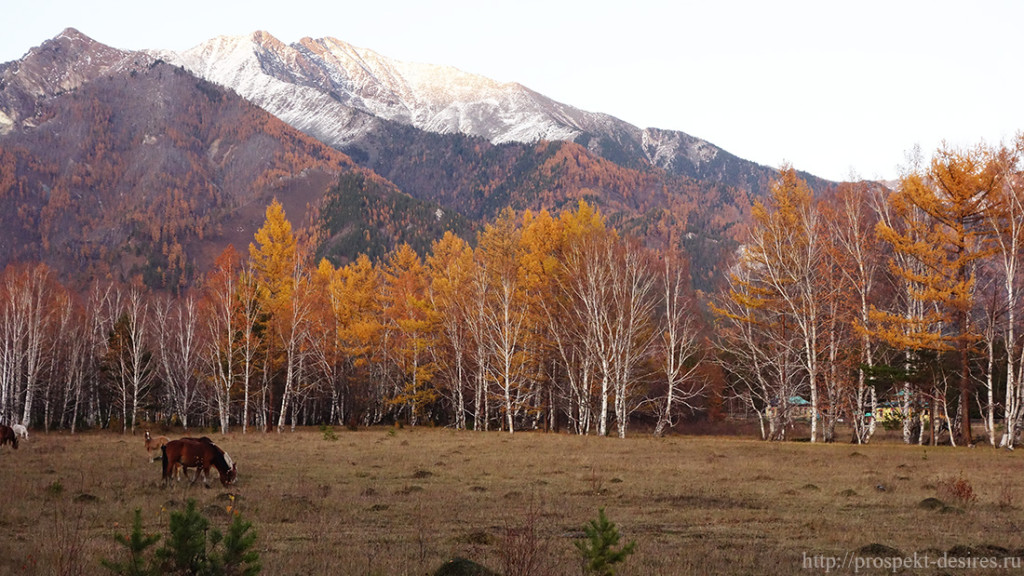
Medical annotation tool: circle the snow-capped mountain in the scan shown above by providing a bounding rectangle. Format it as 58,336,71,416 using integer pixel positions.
158,32,612,146
155,31,715,173
154,31,832,195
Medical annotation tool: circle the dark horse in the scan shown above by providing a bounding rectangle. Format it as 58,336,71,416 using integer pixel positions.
161,437,236,487
0,424,17,449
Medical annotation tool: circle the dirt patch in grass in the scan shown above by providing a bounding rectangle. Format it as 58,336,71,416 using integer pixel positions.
655,492,765,510
857,543,903,556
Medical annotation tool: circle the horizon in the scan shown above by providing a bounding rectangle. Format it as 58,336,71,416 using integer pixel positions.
3,0,1023,183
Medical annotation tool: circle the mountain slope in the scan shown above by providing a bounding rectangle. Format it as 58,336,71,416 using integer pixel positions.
0,29,458,287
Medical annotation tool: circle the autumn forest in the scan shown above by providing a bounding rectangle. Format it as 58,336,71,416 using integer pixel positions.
1,137,1023,448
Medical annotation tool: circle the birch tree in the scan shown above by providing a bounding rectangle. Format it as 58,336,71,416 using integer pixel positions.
104,287,154,433
608,239,658,438
275,260,314,431
713,257,805,441
52,291,87,432
477,209,531,433
427,232,475,430
237,260,263,433
562,234,616,436
203,246,242,433
826,181,885,443
13,264,57,428
653,250,706,437
154,295,203,430
985,137,1024,447
745,167,825,441
0,264,57,427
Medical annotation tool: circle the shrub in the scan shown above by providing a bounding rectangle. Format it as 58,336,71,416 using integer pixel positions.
319,425,338,441
937,474,977,506
499,500,554,576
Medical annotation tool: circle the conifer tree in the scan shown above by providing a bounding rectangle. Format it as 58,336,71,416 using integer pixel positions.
382,243,438,425
875,144,1001,445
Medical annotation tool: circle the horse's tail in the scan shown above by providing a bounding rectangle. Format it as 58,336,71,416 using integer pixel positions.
160,444,168,481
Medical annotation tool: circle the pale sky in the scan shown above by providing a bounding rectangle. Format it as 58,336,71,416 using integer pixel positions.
3,0,1022,182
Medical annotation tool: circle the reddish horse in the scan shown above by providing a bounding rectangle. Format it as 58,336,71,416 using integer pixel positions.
161,437,236,487
0,424,17,449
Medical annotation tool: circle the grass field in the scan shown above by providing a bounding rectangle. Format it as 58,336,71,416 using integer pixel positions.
2,425,1024,575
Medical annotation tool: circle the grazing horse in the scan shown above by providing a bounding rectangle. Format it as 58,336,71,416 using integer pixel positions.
144,430,169,461
12,424,28,441
0,425,17,449
161,438,237,487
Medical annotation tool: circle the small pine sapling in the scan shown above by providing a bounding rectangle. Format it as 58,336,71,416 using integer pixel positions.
103,499,261,576
574,508,636,576
101,509,161,576
154,499,210,574
207,512,262,576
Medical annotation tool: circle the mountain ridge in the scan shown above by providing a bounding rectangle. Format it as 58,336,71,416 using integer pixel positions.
153,30,830,197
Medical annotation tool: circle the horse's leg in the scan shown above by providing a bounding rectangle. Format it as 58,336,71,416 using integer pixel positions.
160,446,170,488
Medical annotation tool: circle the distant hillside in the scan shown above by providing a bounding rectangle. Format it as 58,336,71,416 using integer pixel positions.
340,120,754,290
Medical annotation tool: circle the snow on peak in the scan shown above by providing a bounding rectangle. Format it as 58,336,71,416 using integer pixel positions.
160,31,599,148
154,31,719,175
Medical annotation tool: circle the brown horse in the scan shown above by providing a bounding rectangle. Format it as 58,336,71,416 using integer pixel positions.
0,424,17,449
161,437,236,487
144,430,169,461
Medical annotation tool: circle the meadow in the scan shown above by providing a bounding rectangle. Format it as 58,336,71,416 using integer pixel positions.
1,425,1023,575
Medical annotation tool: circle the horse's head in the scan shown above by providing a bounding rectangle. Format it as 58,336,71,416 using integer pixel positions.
218,452,237,486
145,430,151,441
223,463,238,486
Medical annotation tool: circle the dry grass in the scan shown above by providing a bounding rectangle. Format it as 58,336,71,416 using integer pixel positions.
2,427,1024,575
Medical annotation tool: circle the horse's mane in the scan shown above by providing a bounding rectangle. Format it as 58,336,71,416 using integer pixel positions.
200,439,233,475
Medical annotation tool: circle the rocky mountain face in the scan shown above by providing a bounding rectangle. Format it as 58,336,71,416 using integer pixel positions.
159,31,828,197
